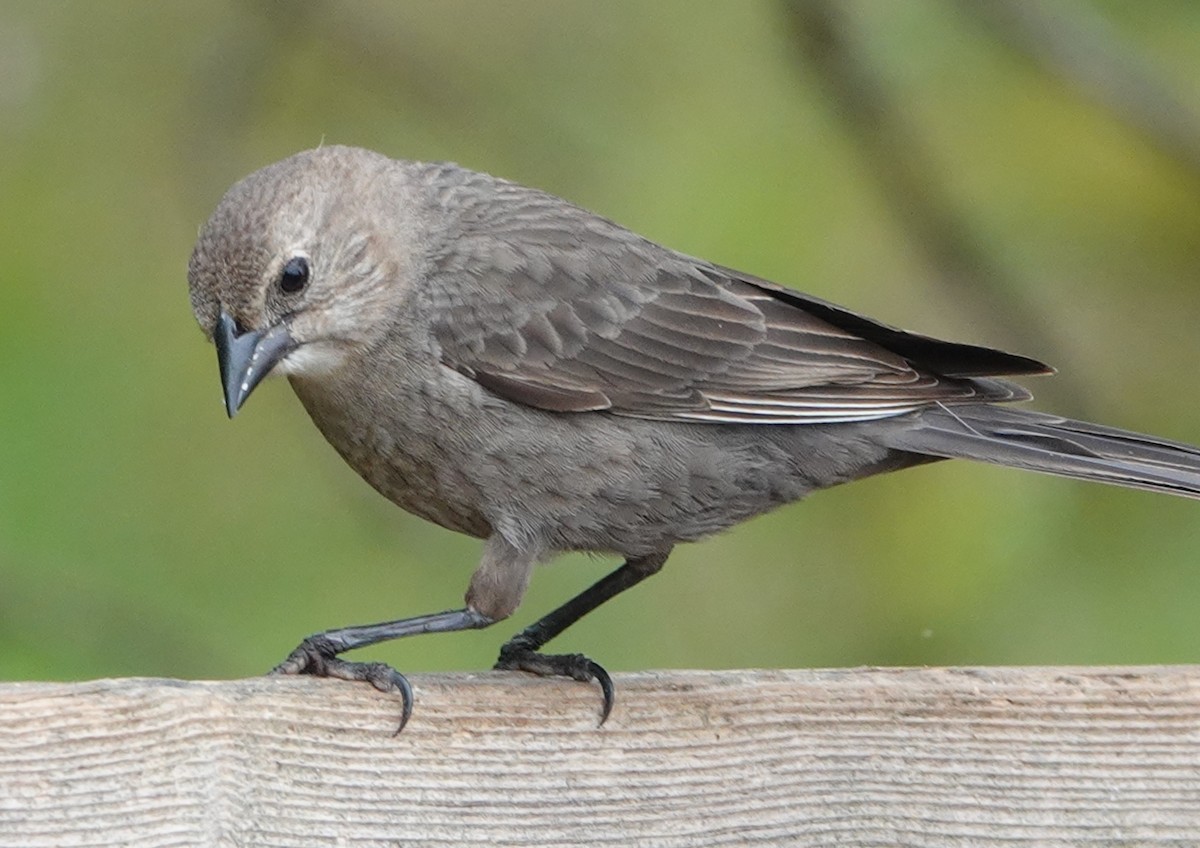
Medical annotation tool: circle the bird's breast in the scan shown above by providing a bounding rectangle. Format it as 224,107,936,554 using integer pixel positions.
287,365,495,539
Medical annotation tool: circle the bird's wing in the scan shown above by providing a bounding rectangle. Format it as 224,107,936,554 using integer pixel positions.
426,196,1050,425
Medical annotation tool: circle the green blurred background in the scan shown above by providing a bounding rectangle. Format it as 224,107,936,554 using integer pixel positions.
2,1,1199,684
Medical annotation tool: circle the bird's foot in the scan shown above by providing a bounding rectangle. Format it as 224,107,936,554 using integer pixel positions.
270,635,414,733
494,639,615,725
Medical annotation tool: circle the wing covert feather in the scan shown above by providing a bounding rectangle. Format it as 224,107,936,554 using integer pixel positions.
423,177,1043,424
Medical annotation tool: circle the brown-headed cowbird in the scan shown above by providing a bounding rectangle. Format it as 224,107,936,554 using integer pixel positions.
188,145,1200,728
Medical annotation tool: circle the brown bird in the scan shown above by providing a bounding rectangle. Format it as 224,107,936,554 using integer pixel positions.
188,145,1200,729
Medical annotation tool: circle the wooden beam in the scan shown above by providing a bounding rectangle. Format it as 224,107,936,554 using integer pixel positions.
3,667,1199,845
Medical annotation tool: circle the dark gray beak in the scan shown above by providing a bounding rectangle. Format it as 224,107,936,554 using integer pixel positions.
214,309,297,417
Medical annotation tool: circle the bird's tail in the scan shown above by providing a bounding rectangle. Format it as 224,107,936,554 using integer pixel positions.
882,405,1200,499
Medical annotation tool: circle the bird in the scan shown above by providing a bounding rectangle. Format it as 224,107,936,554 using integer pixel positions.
188,145,1200,730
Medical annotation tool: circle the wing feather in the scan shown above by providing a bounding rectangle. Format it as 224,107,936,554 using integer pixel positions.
424,174,1046,425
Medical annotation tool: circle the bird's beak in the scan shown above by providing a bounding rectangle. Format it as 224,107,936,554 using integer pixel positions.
214,309,297,418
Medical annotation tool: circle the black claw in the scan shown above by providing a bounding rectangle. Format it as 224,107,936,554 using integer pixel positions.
391,671,414,735
587,660,615,725
270,638,414,733
495,648,615,725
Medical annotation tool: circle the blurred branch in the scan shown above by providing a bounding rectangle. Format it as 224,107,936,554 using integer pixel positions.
956,0,1200,185
780,0,1088,412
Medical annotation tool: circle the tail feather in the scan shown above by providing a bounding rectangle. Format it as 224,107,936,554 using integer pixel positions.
883,405,1200,499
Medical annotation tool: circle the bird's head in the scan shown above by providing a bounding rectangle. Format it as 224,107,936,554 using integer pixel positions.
187,145,418,416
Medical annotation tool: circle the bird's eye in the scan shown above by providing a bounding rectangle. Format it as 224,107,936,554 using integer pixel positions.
279,256,310,295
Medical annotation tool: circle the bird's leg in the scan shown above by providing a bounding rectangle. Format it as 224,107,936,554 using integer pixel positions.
274,536,537,731
271,607,494,732
494,550,670,723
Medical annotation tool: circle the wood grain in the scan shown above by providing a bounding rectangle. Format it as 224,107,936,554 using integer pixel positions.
2,668,1199,846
